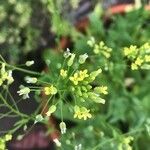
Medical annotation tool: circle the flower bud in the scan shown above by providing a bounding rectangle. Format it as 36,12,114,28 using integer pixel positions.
53,138,61,147
87,37,95,47
17,85,30,99
75,144,82,150
5,134,12,141
34,114,44,124
64,48,71,58
79,53,88,64
67,53,75,67
46,105,56,117
25,60,34,66
60,69,67,78
89,69,102,81
25,76,37,83
59,122,66,134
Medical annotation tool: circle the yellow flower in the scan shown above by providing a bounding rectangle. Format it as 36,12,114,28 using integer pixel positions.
94,86,108,95
69,73,79,85
0,63,14,86
78,70,89,81
60,69,67,78
74,106,92,120
131,63,138,70
44,85,57,95
69,70,89,85
124,45,137,56
74,105,83,119
81,107,92,120
1,72,8,81
145,55,150,62
118,136,134,150
135,57,143,66
5,134,12,141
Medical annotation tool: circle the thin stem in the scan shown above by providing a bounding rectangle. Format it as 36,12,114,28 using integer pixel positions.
0,111,13,120
0,54,6,63
6,87,19,111
41,95,53,114
60,100,63,121
0,94,28,118
93,127,144,150
0,61,41,76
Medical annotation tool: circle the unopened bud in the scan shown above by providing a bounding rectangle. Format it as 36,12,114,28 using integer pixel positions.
67,53,75,66
25,60,34,66
59,122,66,134
53,138,61,147
79,53,88,64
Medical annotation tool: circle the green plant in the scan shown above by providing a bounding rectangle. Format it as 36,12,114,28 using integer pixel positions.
1,38,150,149
0,1,150,150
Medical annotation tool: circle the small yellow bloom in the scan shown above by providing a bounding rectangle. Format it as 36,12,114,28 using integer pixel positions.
44,85,57,95
74,106,83,119
118,136,134,150
94,86,108,95
60,69,67,78
131,63,138,70
135,57,143,66
124,45,137,56
69,70,89,85
5,134,12,141
74,106,92,120
69,73,79,85
78,70,89,81
145,55,150,62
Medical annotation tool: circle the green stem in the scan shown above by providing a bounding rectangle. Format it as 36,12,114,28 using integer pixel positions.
6,87,19,111
0,61,41,76
40,95,53,114
0,94,28,118
93,127,144,150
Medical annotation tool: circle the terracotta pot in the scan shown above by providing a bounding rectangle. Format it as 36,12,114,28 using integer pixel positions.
7,124,56,150
107,4,150,15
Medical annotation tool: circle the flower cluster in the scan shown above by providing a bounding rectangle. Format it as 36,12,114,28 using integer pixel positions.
118,136,134,150
69,69,89,85
0,134,12,150
44,85,57,95
70,68,106,104
60,69,67,78
17,85,30,99
124,43,150,70
74,105,92,120
0,63,14,86
87,37,112,58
